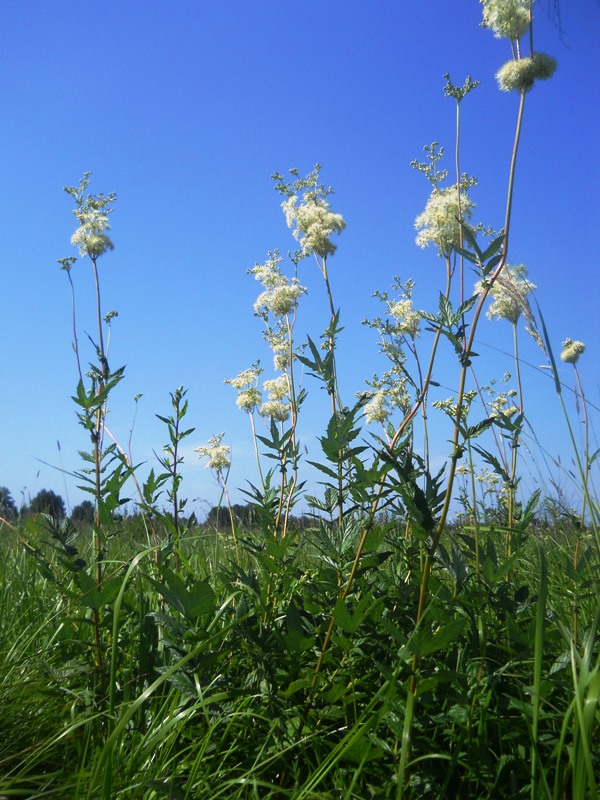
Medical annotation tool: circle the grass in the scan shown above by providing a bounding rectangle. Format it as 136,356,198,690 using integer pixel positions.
0,515,598,799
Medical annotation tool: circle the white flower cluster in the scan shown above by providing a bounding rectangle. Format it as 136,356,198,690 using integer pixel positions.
236,389,262,412
262,375,289,400
415,185,475,256
225,365,263,414
362,370,410,427
259,375,291,421
432,391,478,421
560,338,586,365
481,0,533,40
71,215,114,259
267,330,292,371
196,433,231,472
388,298,421,338
66,175,116,259
282,195,345,258
255,283,305,318
259,400,290,422
480,264,536,325
250,254,306,318
475,469,501,488
488,389,519,420
364,391,391,425
496,52,557,93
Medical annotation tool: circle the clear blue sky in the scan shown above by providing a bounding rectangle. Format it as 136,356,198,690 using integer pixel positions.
1,0,598,517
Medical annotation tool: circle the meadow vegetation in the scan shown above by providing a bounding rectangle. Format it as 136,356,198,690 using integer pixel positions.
1,2,598,797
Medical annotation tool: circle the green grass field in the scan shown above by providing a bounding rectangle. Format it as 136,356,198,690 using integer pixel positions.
1,512,598,799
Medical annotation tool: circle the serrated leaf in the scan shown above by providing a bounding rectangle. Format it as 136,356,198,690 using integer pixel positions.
420,617,467,657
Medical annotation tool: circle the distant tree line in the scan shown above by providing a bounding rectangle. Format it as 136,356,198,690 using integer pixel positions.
0,486,95,525
1,487,316,531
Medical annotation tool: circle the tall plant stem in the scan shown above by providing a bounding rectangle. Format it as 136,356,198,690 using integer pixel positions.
430,89,526,568
90,253,108,707
467,441,482,580
454,92,465,305
65,267,84,384
399,89,527,797
318,254,345,525
282,321,301,538
91,255,107,582
249,413,265,490
221,477,240,566
91,256,107,379
573,364,590,527
554,367,599,544
507,321,524,538
539,307,600,546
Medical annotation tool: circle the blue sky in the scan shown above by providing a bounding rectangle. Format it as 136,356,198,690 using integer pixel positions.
1,0,598,517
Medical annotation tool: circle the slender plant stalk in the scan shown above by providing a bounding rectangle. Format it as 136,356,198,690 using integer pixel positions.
506,320,525,542
573,364,590,527
397,87,527,797
431,88,527,563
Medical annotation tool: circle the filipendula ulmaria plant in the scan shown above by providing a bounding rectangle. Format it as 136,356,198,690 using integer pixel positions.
152,386,195,572
57,174,134,705
221,249,309,539
400,4,557,790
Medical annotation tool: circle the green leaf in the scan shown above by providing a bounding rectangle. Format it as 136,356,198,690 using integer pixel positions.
456,294,478,318
421,617,467,656
535,301,561,394
481,233,505,262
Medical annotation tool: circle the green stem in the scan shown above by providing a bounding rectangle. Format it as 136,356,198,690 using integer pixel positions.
507,321,524,538
467,441,481,581
405,90,528,788
555,370,599,545
249,412,265,490
573,365,590,528
318,254,345,524
434,88,527,557
65,268,84,384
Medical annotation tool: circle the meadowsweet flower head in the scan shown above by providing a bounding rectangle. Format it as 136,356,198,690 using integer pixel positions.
71,229,114,258
65,173,116,259
259,376,291,420
415,185,475,256
479,264,536,324
496,52,557,92
263,375,289,401
250,252,307,318
249,253,287,288
225,364,262,390
266,331,292,371
196,433,231,472
283,195,345,258
560,338,586,364
273,351,289,371
226,364,263,412
254,281,306,317
259,400,291,421
433,391,477,421
489,390,519,418
236,388,262,412
481,0,533,40
364,391,391,425
388,298,421,338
